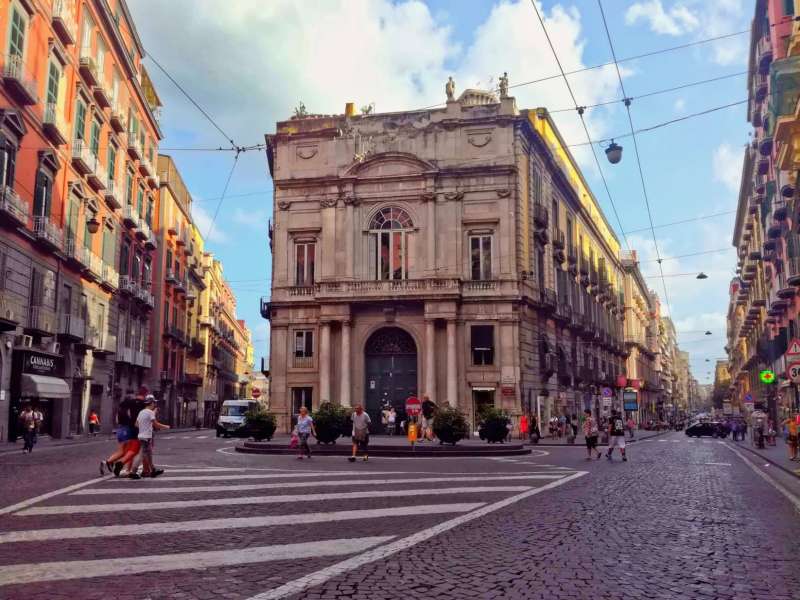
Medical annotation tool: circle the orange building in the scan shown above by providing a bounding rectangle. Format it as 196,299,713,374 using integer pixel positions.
0,0,161,440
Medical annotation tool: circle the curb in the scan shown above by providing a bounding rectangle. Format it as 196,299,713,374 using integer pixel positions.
236,442,532,458
0,427,210,456
731,442,800,480
528,430,673,447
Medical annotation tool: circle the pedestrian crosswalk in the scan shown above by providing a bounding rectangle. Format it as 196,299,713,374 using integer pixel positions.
0,463,585,598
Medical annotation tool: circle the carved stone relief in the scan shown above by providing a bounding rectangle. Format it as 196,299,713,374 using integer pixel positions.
466,128,493,148
277,200,291,210
444,191,465,201
319,197,338,209
295,144,318,160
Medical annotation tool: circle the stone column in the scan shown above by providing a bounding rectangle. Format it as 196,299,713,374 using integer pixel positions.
446,319,457,408
340,321,351,407
319,322,331,402
425,319,436,401
426,197,436,273
345,201,355,279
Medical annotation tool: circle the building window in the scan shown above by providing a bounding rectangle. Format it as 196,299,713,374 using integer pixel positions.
368,207,413,280
32,171,52,218
136,185,144,216
294,241,315,286
74,99,86,141
471,325,494,365
46,61,61,107
120,239,130,276
293,330,313,367
107,144,116,183
291,388,313,416
8,4,27,60
90,117,101,157
470,234,492,280
125,168,134,206
102,223,115,266
0,142,16,190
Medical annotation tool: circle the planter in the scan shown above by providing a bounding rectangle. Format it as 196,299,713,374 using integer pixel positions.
244,409,277,442
313,401,350,444
432,407,469,445
478,407,511,443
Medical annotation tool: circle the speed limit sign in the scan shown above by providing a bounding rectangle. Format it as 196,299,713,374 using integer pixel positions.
788,361,800,383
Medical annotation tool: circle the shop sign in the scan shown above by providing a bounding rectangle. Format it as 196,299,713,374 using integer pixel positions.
623,389,638,411
501,385,515,397
21,351,63,377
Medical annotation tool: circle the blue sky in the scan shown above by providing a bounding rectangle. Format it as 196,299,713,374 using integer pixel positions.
128,0,752,383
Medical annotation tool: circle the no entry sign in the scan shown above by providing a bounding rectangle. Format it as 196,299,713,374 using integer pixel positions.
405,396,421,416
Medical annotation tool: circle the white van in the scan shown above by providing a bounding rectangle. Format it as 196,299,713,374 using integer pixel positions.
216,399,259,437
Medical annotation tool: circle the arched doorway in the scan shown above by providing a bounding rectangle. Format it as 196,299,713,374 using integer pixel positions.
364,327,418,432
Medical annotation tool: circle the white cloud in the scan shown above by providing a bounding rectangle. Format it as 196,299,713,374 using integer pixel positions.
712,143,744,194
624,0,747,66
625,0,700,36
232,207,269,229
191,203,228,244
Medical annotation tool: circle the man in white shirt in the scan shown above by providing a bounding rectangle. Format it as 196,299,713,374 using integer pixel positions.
135,395,170,478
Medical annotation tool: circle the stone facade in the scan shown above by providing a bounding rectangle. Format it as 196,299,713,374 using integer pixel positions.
263,90,633,433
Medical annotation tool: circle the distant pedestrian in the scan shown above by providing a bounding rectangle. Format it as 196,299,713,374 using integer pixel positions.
295,406,316,460
387,407,397,435
571,413,579,439
529,416,540,444
583,409,601,460
626,416,635,440
135,395,170,478
348,404,371,462
88,410,100,436
782,414,798,461
606,409,627,461
101,396,138,476
520,414,529,440
19,405,39,453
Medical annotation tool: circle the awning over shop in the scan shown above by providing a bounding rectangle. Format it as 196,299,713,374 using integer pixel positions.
20,374,71,399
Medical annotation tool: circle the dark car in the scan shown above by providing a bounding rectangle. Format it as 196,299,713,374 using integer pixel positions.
685,421,729,438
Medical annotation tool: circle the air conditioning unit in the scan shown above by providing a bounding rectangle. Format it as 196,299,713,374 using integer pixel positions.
17,334,33,348
2,305,16,321
48,341,61,354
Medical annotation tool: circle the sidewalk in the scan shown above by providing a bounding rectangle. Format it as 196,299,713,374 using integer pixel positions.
730,437,800,479
529,429,670,446
0,427,210,455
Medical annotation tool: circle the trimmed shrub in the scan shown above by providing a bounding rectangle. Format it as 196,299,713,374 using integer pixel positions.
478,406,511,443
432,407,469,445
313,402,350,444
244,409,277,442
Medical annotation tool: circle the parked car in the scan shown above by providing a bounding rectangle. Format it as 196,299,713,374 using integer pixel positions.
216,400,260,437
685,420,729,438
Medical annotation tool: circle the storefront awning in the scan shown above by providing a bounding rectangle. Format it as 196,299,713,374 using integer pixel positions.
471,386,496,392
20,374,71,399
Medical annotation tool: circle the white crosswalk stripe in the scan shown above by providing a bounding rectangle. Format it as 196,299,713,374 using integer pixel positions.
0,464,585,593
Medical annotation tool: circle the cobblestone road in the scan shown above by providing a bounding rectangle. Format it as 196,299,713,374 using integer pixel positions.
0,431,798,600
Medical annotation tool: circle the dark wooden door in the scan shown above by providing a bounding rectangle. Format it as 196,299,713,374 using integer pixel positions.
364,328,417,433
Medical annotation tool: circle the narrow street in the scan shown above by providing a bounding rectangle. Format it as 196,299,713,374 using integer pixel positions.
1,431,798,600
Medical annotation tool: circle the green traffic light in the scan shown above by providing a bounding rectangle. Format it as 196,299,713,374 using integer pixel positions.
759,369,775,384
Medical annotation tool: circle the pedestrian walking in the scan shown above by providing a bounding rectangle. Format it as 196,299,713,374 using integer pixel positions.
606,409,627,461
135,395,170,478
782,414,798,461
348,404,371,462
626,416,635,441
571,413,579,439
387,407,397,435
520,414,529,440
88,410,100,436
295,406,316,460
529,416,541,444
583,408,601,460
19,405,40,453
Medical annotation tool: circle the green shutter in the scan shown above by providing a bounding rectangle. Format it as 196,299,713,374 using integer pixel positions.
9,8,25,59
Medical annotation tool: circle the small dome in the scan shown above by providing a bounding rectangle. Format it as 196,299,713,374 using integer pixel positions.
458,89,498,106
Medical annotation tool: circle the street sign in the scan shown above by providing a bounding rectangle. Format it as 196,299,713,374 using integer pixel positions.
251,388,261,399
744,393,753,404
405,396,421,416
601,387,613,398
788,361,800,383
787,338,800,357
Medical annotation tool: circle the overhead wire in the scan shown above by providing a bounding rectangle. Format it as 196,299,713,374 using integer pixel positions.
205,152,240,242
623,210,736,234
596,0,672,318
528,0,631,254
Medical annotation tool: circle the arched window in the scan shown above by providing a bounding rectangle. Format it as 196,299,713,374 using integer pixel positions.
368,207,413,280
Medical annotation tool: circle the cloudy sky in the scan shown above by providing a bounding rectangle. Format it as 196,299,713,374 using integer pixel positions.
128,0,751,383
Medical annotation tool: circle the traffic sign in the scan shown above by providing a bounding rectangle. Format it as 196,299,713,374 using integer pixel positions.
788,361,800,383
251,388,261,399
601,387,613,398
405,396,421,416
787,338,800,357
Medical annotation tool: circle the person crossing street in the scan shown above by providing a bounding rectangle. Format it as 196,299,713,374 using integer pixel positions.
606,409,627,462
348,404,371,462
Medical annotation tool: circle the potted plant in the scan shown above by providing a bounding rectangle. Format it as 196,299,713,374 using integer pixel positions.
313,402,350,444
478,406,511,443
432,406,469,445
244,408,277,442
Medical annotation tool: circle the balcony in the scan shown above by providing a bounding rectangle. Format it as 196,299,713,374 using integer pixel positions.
135,219,152,242
757,36,773,75
183,373,203,386
71,140,96,175
540,288,557,309
139,157,153,177
306,278,464,302
78,47,99,86
552,231,566,250
101,264,119,292
27,306,56,335
115,345,134,364
533,202,548,228
42,103,68,146
176,230,188,246
93,82,111,109
147,173,160,189
127,138,142,161
3,54,38,105
189,338,205,358
0,186,27,227
119,275,138,297
32,216,63,251
94,333,116,357
86,156,108,191
137,287,154,308
122,206,139,229
104,180,121,210
0,289,25,327
110,106,127,134
63,236,87,269
165,269,179,285
51,0,77,45
58,313,85,341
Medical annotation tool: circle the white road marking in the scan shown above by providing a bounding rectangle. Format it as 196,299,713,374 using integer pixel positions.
0,536,393,586
0,503,483,544
0,476,112,516
247,471,588,600
18,486,533,516
703,462,732,466
72,474,566,495
196,435,208,439
154,471,425,482
725,444,800,514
